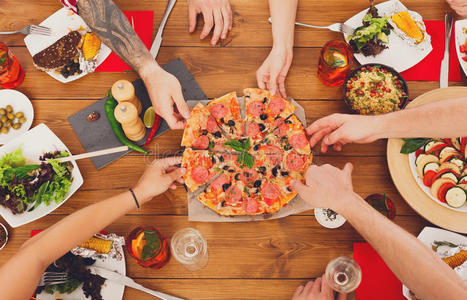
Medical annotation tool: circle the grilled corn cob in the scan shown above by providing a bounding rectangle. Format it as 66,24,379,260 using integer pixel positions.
79,237,113,254
442,250,467,269
82,32,101,60
391,11,424,44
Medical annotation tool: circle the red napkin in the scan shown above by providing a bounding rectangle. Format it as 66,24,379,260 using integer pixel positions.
353,243,406,300
95,11,154,72
401,20,461,81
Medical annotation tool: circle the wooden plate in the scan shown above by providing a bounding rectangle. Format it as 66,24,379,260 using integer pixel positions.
387,87,467,234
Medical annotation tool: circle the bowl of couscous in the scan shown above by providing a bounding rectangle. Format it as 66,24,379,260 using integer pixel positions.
0,223,8,251
343,64,409,115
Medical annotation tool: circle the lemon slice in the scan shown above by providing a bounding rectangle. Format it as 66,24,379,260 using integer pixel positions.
143,107,156,128
324,49,348,68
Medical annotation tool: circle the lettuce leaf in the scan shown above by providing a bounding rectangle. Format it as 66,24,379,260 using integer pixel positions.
0,147,25,168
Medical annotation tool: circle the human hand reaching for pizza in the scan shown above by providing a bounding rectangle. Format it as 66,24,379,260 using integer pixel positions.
306,114,383,153
133,156,186,203
142,66,191,129
188,0,233,45
292,275,347,300
290,163,355,214
256,46,293,98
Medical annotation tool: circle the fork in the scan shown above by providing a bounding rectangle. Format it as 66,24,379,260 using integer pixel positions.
38,272,69,287
268,17,355,35
0,25,52,36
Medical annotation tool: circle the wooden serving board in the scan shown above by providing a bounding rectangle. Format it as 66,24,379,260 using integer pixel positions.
387,87,467,233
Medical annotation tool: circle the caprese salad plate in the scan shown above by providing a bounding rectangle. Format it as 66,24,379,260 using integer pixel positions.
409,138,467,212
387,87,467,234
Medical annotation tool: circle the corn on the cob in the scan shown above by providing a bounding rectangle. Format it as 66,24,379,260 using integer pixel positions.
442,250,467,269
391,11,424,44
82,32,101,60
79,237,113,254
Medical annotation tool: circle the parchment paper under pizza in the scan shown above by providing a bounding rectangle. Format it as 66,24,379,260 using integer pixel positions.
181,89,314,222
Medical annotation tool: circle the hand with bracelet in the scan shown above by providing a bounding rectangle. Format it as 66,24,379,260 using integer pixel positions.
0,157,185,299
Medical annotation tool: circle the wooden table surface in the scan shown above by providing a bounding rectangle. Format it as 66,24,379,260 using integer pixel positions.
0,0,465,299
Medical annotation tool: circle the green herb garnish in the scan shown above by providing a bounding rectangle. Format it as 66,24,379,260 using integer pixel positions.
225,139,255,168
400,138,430,154
208,141,215,150
141,230,161,261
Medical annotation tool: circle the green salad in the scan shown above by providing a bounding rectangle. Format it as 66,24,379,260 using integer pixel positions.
0,148,73,214
348,5,392,56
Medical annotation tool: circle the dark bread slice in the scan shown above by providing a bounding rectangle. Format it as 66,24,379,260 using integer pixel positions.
32,31,82,71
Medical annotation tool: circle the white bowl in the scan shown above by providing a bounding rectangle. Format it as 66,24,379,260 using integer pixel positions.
0,90,34,144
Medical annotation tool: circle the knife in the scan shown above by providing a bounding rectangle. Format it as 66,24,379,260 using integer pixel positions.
150,0,177,58
89,266,184,300
440,13,453,88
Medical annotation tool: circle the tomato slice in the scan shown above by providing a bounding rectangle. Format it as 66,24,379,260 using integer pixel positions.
460,44,467,53
426,143,448,155
437,182,455,203
423,170,437,187
461,137,467,156
432,169,453,182
264,197,276,206
415,149,424,158
443,138,453,147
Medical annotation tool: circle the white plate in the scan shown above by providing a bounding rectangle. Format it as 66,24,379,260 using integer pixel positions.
24,7,111,83
402,227,467,298
37,243,126,300
455,20,467,78
343,0,433,72
408,152,467,213
0,90,34,144
0,124,84,227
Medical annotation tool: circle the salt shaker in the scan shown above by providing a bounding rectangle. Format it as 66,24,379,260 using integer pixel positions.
111,79,142,114
114,102,146,141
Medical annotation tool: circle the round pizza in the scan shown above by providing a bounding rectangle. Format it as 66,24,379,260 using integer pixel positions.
181,88,313,216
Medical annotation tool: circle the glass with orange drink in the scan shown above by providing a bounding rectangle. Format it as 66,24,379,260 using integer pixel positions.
317,40,353,87
0,42,25,89
126,226,170,269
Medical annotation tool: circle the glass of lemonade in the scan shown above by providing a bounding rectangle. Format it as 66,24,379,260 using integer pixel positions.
171,228,208,271
325,256,362,293
126,226,171,269
317,40,353,87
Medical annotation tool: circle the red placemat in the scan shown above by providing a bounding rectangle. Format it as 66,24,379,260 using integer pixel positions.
353,243,406,300
400,20,461,81
96,11,154,72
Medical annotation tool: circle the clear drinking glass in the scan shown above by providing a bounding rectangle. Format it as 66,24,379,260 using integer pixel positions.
325,256,362,293
170,228,208,271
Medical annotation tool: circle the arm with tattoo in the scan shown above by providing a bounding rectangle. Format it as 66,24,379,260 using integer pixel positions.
77,0,154,75
77,0,191,129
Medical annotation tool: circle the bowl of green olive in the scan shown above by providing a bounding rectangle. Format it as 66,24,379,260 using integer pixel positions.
0,90,34,143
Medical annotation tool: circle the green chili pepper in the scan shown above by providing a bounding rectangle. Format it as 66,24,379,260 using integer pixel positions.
104,91,149,154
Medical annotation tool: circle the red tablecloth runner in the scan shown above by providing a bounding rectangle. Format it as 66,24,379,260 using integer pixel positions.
353,242,406,300
96,11,154,72
400,20,461,81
